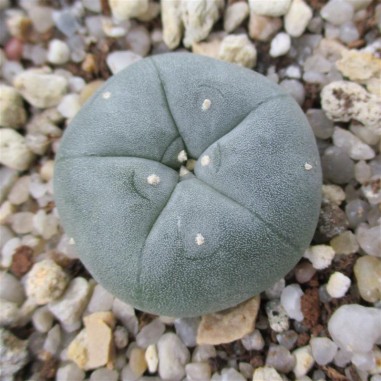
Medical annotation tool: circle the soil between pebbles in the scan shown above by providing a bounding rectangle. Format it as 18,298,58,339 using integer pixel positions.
0,1,380,381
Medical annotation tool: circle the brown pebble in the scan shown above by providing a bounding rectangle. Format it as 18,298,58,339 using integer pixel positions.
301,288,320,329
296,332,310,346
39,355,59,380
11,246,34,277
250,353,264,368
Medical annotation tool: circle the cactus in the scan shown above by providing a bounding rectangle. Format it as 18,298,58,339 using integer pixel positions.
54,53,322,317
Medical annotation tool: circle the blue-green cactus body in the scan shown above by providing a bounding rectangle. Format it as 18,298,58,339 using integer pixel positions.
54,53,321,317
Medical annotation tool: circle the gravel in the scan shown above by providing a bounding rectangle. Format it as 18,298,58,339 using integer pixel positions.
0,0,380,380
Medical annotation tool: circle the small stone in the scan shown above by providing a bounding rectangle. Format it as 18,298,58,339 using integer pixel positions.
47,39,70,65
185,362,211,381
126,25,151,57
87,284,114,313
191,344,216,362
28,6,54,33
218,34,257,68
224,2,249,33
280,284,304,322
158,332,190,381
321,0,354,26
181,0,223,48
292,345,314,378
321,185,345,206
321,81,381,132
279,79,305,105
213,368,246,381
315,202,349,242
26,259,69,305
339,21,360,44
175,317,200,347
112,298,138,336
83,0,101,13
129,347,147,377
106,51,142,75
294,261,316,284
265,299,289,333
1,236,20,268
330,231,359,255
362,176,381,205
0,129,35,171
321,146,354,185
197,296,260,345
252,366,283,381
136,318,165,348
33,210,59,240
269,33,291,57
161,0,183,50
114,325,128,349
284,0,312,37
345,200,370,228
241,329,264,351
336,50,381,84
310,337,338,365
276,330,298,350
202,99,212,111
136,1,161,22
265,278,285,299
44,324,61,355
90,368,118,381
354,256,381,303
355,160,372,184
326,272,351,298
109,0,149,20
32,306,54,333
328,304,381,353
57,94,81,119
48,277,91,328
0,84,27,129
56,362,85,381
356,223,381,257
333,127,375,161
79,80,104,105
40,160,55,182
8,176,29,205
266,344,295,373
306,109,334,140
249,0,291,17
0,299,19,325
145,344,158,373
248,12,282,41
0,167,18,204
304,245,336,270
10,212,34,234
14,68,68,108
0,328,29,379
67,329,88,369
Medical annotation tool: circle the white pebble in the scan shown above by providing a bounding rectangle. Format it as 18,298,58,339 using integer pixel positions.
8,176,30,205
326,272,351,298
57,94,81,119
48,277,91,328
114,325,129,349
218,34,257,68
328,304,381,353
106,51,142,74
56,363,85,381
304,245,335,270
310,337,338,365
102,91,111,99
32,306,54,333
0,298,19,325
280,284,304,322
43,324,61,355
0,129,35,171
136,318,165,348
270,32,291,57
33,210,59,240
321,0,354,25
26,259,69,305
10,212,34,234
185,362,212,381
249,0,291,17
1,237,21,268
253,366,283,381
241,329,265,351
13,68,68,108
87,284,114,313
292,345,314,378
284,0,312,37
109,0,148,20
304,163,313,170
47,39,70,65
90,368,118,381
223,2,249,33
147,174,160,185
201,156,210,166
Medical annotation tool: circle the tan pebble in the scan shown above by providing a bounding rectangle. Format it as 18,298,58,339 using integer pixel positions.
354,256,381,303
67,329,88,369
197,295,261,345
129,347,147,377
79,80,105,105
40,160,55,182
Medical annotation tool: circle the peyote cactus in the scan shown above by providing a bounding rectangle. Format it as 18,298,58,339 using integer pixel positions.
54,53,322,317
